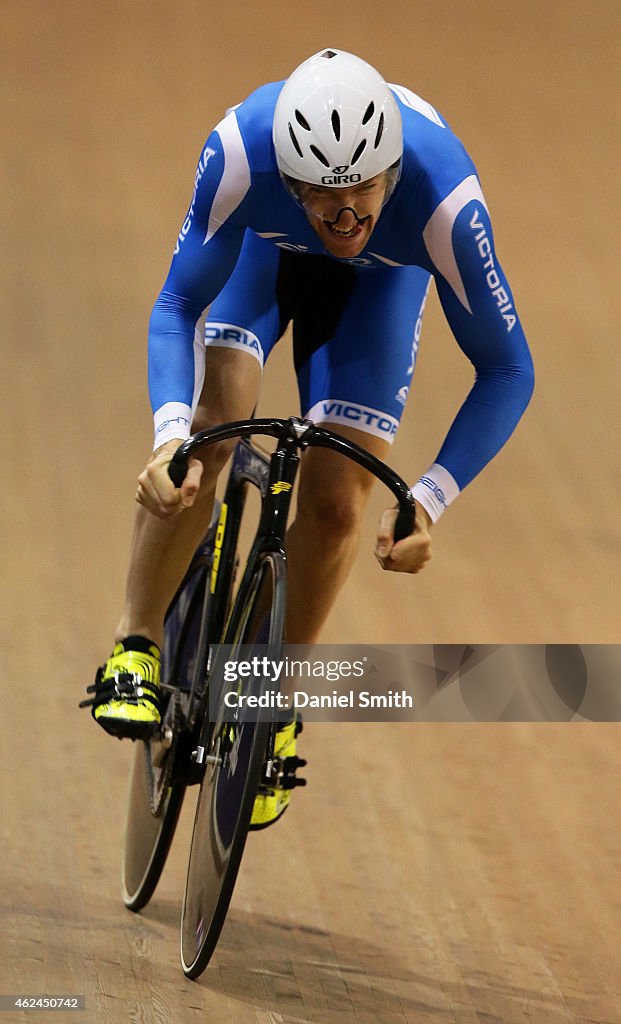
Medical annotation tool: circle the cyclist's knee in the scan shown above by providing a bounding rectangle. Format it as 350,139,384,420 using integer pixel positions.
190,412,238,492
298,489,366,541
195,441,235,495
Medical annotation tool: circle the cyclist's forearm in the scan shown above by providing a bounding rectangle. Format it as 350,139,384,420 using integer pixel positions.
411,355,534,522
417,189,534,521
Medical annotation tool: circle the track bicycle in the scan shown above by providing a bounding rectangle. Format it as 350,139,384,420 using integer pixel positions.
119,415,416,979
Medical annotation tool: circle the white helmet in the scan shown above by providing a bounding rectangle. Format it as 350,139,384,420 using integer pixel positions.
273,49,402,200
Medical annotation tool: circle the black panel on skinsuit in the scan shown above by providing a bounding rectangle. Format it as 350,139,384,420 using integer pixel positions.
275,251,358,373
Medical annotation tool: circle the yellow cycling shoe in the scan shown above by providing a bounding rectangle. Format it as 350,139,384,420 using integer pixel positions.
80,636,162,740
249,718,306,831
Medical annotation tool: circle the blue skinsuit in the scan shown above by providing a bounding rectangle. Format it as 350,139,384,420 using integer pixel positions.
148,80,534,520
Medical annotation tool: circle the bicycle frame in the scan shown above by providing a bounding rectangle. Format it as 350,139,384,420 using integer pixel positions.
169,415,416,749
176,435,292,730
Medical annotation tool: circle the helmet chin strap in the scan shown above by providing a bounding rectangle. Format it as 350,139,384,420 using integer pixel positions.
323,206,369,227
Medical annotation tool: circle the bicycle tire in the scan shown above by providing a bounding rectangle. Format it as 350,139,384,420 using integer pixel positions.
121,741,186,911
180,551,286,979
121,536,213,912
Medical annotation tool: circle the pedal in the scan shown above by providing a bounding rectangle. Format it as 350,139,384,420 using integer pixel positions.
281,775,307,789
279,755,307,790
173,731,206,786
284,755,306,771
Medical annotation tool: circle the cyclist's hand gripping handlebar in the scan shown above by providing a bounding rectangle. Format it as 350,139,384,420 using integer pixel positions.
393,502,416,544
168,453,188,489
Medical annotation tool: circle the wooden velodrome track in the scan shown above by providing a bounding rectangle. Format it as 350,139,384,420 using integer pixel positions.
2,2,620,1021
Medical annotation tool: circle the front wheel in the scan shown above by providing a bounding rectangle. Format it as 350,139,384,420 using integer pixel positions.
121,529,214,911
121,737,185,911
180,552,286,979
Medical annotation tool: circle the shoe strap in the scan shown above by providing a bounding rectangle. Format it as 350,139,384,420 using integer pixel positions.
79,671,161,712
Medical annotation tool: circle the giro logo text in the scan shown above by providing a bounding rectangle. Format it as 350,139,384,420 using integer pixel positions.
321,172,362,185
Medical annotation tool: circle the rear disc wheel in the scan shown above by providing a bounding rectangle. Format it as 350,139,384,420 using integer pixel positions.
180,553,286,978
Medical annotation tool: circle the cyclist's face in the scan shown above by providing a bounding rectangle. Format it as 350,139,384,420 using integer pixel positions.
298,173,387,258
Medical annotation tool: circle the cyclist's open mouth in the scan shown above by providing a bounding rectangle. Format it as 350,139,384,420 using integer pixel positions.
324,219,366,238
311,205,375,256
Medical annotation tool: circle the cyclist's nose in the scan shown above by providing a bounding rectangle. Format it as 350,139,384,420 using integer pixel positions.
332,206,358,227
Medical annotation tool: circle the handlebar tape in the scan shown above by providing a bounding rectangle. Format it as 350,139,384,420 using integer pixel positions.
394,504,416,543
168,456,188,488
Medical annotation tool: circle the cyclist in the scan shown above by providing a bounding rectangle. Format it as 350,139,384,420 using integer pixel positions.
84,49,534,826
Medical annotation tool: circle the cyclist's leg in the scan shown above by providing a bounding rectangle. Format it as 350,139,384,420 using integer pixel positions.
115,346,261,649
285,425,390,643
114,233,286,650
284,259,432,643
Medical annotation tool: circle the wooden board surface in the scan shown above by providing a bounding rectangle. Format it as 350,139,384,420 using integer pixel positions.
1,2,620,1021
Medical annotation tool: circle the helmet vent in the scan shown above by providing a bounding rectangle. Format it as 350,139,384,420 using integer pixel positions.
310,144,330,167
321,50,337,59
374,112,385,149
351,139,367,166
362,102,375,125
331,109,341,141
288,123,303,158
295,109,311,131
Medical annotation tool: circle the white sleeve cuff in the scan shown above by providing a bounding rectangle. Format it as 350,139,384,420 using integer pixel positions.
153,402,193,450
410,463,460,523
